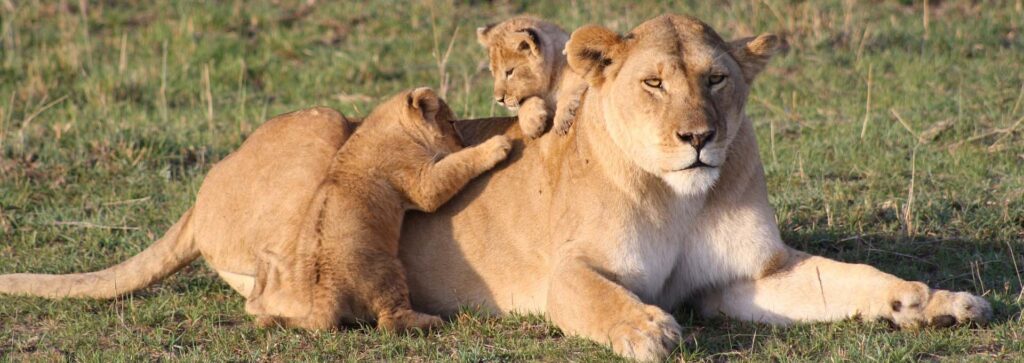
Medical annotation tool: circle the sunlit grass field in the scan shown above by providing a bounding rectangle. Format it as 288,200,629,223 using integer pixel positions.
1,1,1022,361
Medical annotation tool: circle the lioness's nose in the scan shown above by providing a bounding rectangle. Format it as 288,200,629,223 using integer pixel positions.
495,96,505,105
677,129,716,151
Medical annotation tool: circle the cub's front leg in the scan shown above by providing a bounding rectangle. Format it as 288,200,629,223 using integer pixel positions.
516,96,550,138
547,255,682,362
552,85,586,135
405,135,512,212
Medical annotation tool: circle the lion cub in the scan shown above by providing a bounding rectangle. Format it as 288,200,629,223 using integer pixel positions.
245,87,512,331
477,16,588,137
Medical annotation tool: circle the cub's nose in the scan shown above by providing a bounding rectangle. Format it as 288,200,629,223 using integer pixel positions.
676,129,716,151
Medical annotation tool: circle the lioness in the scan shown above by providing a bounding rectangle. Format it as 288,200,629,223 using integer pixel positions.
245,87,512,331
0,14,991,362
477,16,587,136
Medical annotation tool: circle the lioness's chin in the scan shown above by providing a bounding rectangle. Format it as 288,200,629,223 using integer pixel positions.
662,168,720,196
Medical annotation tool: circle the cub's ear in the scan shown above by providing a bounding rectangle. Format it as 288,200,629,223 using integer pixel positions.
510,28,542,56
408,87,442,123
566,25,626,86
728,33,782,83
476,24,495,47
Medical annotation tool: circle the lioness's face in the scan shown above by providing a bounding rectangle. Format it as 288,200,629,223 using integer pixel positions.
566,15,779,196
478,25,552,110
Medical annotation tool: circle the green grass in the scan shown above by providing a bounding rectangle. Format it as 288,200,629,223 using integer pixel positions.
1,0,1022,361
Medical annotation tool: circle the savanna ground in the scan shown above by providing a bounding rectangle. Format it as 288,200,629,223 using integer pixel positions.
0,0,1022,361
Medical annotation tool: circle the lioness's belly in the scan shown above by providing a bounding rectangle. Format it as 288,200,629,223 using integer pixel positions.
217,270,256,296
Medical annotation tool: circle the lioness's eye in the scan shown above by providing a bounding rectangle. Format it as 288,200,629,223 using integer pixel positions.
643,78,662,88
505,68,514,78
707,74,726,87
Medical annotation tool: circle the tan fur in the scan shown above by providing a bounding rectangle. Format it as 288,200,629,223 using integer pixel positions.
477,16,587,137
0,14,991,362
244,88,511,331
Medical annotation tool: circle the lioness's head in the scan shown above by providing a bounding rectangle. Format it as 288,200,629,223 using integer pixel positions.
368,87,463,151
566,14,780,196
477,17,570,110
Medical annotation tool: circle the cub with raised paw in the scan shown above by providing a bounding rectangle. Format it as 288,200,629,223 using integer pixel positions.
244,87,512,332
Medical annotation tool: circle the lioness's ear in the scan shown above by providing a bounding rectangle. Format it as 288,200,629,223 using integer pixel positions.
408,87,441,123
728,33,781,83
476,24,495,46
566,25,626,86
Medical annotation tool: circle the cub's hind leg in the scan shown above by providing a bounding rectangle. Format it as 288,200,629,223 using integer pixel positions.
349,246,442,332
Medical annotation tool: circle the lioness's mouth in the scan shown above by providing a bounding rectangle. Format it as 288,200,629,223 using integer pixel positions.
678,160,717,171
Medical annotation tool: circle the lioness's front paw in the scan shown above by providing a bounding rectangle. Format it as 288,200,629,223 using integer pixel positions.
517,97,549,138
887,281,991,329
923,290,992,327
608,305,682,362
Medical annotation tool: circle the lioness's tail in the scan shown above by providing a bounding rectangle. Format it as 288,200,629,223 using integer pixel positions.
0,208,200,299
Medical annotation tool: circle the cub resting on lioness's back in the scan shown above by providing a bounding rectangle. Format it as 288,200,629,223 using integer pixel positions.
245,87,512,331
477,16,587,137
0,14,993,362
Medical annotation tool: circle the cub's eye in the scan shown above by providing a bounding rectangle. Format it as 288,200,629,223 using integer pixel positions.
707,74,727,87
505,68,514,78
642,78,662,88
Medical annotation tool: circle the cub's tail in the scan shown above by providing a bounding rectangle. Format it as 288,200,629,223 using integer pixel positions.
0,208,200,299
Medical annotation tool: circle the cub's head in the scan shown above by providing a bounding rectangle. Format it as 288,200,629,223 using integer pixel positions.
566,14,780,196
477,16,570,110
370,87,463,152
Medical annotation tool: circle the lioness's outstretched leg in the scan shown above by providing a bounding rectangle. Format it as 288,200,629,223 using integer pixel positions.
698,248,991,328
547,256,682,362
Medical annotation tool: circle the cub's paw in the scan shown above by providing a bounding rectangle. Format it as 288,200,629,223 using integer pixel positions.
608,305,682,362
378,310,444,333
887,281,991,329
254,315,279,328
553,98,580,136
480,135,512,167
517,97,549,138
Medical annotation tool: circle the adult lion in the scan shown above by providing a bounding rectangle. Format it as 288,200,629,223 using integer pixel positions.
0,14,990,361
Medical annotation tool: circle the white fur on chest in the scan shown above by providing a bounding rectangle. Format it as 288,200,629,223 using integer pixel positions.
607,194,785,310
606,197,700,308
